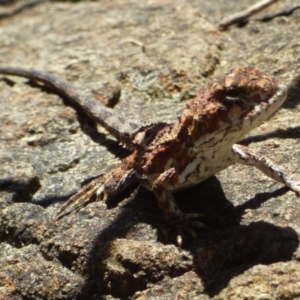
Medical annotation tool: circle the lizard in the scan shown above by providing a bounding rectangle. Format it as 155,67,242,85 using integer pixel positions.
0,65,299,246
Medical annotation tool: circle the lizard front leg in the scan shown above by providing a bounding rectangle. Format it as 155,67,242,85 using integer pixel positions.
152,168,206,246
232,144,300,194
56,154,138,219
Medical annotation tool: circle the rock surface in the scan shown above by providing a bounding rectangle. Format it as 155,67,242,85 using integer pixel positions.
1,0,300,299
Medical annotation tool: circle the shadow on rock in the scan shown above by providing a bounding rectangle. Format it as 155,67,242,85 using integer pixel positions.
66,175,297,298
193,222,298,297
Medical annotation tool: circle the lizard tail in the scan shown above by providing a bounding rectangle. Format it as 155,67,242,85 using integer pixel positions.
0,66,143,149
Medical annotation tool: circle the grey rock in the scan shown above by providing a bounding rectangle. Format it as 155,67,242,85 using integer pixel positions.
1,0,300,299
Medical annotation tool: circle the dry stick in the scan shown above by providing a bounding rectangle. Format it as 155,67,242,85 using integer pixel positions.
219,0,278,30
0,0,43,18
256,5,300,22
118,38,146,53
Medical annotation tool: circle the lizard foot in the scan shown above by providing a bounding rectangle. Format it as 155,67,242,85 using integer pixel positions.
168,212,208,250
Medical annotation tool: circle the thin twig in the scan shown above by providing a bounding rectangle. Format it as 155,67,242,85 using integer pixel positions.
256,5,300,22
219,0,278,30
118,38,146,53
0,0,43,19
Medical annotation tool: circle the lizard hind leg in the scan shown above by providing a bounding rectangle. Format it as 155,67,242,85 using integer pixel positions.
55,159,138,220
55,176,104,220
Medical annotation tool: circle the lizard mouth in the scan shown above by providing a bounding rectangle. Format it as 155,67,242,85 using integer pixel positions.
248,83,287,120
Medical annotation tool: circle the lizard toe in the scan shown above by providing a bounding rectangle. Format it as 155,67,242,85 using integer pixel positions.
167,212,208,249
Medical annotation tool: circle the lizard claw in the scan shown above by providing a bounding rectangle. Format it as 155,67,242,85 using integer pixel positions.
168,212,208,250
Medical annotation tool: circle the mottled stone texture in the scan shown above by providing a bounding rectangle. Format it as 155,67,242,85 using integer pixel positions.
1,0,300,299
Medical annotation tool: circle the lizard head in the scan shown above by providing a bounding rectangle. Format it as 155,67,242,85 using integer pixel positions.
177,65,287,143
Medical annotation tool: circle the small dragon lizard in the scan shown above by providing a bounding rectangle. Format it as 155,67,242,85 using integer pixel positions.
1,65,299,245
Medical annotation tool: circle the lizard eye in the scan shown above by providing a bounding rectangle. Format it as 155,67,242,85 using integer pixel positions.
224,88,243,104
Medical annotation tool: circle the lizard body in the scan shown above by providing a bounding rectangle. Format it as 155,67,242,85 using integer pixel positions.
1,65,299,243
